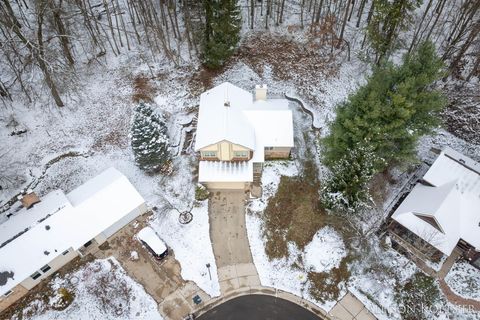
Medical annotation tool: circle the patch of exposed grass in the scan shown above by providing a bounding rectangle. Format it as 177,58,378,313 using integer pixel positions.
263,159,326,260
308,256,352,303
132,76,156,103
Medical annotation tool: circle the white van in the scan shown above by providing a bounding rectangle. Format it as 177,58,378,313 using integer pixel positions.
137,227,168,260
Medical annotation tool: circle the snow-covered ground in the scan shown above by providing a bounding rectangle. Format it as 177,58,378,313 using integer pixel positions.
304,227,347,273
151,200,220,297
16,258,163,320
0,45,222,301
445,261,480,301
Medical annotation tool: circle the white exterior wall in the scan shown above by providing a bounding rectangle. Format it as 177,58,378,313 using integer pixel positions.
101,203,147,238
20,248,78,290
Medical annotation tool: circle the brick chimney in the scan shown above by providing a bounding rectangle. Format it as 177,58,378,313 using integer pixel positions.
255,84,267,101
18,190,41,209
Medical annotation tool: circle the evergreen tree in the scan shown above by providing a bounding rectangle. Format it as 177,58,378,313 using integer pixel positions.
322,42,446,211
367,0,421,64
323,142,384,213
130,103,170,174
202,0,241,69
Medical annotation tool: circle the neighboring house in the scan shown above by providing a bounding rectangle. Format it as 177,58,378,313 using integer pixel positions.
388,148,480,269
0,168,147,311
194,82,294,191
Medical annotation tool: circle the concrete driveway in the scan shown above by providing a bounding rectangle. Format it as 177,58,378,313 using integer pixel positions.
94,214,211,320
208,191,260,294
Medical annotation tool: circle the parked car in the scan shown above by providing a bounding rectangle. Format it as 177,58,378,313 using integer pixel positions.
137,227,168,260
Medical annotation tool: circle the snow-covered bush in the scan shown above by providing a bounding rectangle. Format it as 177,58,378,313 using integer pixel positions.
51,287,75,311
322,142,384,214
195,184,209,201
130,103,170,174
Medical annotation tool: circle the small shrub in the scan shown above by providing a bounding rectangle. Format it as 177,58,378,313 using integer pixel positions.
195,184,209,201
395,272,441,320
51,287,74,311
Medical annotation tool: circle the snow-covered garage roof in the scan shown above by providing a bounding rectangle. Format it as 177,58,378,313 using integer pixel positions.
392,148,480,256
0,168,145,296
198,160,253,182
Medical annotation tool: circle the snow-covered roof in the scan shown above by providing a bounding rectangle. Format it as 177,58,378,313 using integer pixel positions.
0,168,145,295
243,109,294,147
392,148,480,256
198,160,253,182
194,82,294,151
0,190,70,248
195,82,256,151
194,82,294,183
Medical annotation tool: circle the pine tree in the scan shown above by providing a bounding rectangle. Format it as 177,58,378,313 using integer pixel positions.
322,42,446,212
130,103,170,174
322,142,384,213
367,0,421,64
202,0,241,69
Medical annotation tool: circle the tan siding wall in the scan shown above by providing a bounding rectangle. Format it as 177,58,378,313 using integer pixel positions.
95,233,108,245
200,141,252,161
20,249,78,290
231,143,250,152
265,147,291,159
0,284,28,312
219,141,231,160
201,144,218,151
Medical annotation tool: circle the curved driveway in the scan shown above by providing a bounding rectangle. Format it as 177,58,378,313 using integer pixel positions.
197,295,322,320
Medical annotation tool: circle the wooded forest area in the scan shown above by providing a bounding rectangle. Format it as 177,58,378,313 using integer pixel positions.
0,0,478,108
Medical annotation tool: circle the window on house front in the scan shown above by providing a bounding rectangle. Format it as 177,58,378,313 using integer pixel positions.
83,240,93,248
30,272,41,280
202,151,217,158
265,147,274,150
62,249,69,256
40,265,51,273
233,151,248,158
3,290,13,297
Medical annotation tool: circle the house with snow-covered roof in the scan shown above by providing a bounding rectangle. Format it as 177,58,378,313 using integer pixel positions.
388,147,480,270
194,82,294,191
0,168,147,311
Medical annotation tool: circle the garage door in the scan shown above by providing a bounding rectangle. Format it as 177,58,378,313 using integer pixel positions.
206,182,246,190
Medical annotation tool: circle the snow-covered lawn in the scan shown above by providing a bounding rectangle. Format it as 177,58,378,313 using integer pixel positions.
445,261,480,301
0,55,221,301
304,227,347,273
16,258,162,320
151,199,220,297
